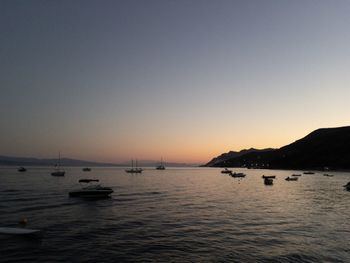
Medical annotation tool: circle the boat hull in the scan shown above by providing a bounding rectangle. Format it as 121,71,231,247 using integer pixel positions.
69,189,113,198
125,169,143,173
51,171,65,176
264,178,274,185
0,227,42,236
230,173,246,178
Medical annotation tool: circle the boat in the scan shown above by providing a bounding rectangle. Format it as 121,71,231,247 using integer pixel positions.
221,168,232,174
262,175,276,179
292,174,301,177
82,167,91,172
285,176,298,181
18,167,27,172
69,179,113,198
0,227,41,236
323,173,334,177
125,160,143,173
343,182,350,191
51,152,65,176
156,158,166,170
264,178,273,185
230,172,246,178
303,171,315,175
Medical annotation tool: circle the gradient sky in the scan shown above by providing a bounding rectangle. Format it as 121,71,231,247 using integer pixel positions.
1,0,350,164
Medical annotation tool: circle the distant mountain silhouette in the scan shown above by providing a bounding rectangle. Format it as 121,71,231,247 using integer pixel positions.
204,148,274,166
207,126,350,170
0,156,120,167
0,156,198,167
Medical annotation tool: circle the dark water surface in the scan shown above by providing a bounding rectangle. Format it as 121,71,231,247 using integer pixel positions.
0,167,349,262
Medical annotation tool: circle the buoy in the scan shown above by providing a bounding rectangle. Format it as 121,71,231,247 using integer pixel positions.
19,218,27,225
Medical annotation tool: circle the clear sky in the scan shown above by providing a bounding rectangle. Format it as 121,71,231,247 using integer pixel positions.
1,0,350,164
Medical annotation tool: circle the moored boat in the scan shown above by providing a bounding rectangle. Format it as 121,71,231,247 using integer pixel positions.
303,171,315,175
221,168,232,174
51,152,65,176
230,172,246,178
18,167,27,172
262,175,276,179
156,158,166,170
51,169,65,176
82,167,91,172
0,227,42,236
125,160,143,173
264,177,273,185
323,173,334,177
69,179,113,198
285,176,298,181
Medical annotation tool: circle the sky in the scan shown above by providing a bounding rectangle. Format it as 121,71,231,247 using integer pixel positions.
1,0,350,164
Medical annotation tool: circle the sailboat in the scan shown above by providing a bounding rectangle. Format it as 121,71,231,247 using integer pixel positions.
156,158,165,170
125,159,143,173
51,152,65,176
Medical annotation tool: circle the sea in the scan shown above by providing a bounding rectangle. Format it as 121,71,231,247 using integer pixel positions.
0,167,349,262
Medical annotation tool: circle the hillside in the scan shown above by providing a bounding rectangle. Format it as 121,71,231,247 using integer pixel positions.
208,126,350,170
204,148,274,166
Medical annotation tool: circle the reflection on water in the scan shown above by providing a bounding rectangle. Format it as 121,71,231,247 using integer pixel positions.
0,167,349,262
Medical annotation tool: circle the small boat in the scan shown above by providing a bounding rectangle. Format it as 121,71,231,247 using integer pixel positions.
343,182,350,191
230,172,246,178
323,173,334,177
262,175,276,179
292,174,301,177
221,168,232,174
82,167,91,172
303,171,315,175
51,152,65,176
0,227,41,236
156,158,166,170
18,167,27,172
69,179,113,198
125,160,143,173
264,178,273,185
51,167,65,176
285,176,298,181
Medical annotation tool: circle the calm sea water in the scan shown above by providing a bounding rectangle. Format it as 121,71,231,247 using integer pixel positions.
0,167,349,262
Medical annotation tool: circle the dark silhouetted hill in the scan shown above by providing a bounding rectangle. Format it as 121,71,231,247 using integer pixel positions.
204,148,274,166
208,126,350,170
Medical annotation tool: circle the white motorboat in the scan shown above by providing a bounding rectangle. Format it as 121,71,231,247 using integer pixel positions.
0,227,41,236
69,179,113,198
